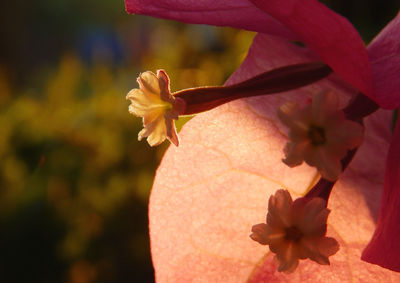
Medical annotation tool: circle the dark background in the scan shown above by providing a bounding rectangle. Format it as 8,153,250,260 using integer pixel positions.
0,1,398,282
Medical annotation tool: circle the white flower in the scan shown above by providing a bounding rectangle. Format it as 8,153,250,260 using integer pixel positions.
126,70,186,146
277,91,364,181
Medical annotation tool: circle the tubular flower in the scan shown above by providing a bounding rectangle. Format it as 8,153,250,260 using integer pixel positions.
126,70,186,146
250,189,339,273
277,91,364,181
128,63,332,146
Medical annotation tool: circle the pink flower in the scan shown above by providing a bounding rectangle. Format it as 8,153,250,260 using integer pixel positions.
125,0,400,280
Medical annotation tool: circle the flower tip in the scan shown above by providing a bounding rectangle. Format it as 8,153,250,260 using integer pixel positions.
156,69,169,81
138,128,163,147
127,69,184,147
278,261,299,274
250,223,269,245
282,156,303,168
167,128,180,147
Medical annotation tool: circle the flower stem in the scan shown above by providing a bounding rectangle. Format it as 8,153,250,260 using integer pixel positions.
305,148,358,203
343,93,379,121
174,62,332,115
306,92,379,203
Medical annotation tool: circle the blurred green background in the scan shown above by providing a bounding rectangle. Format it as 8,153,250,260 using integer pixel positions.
0,1,398,283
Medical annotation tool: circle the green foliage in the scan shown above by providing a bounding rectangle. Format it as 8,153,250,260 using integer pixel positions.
0,17,254,282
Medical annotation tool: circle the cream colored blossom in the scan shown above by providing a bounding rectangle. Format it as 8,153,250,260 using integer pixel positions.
278,91,364,181
126,70,186,146
250,189,339,273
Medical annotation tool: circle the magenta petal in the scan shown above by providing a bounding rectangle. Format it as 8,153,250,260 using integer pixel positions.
124,0,296,38
367,11,400,109
249,0,373,98
362,122,400,271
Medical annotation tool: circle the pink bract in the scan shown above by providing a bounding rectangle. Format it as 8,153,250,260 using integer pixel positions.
126,0,373,100
125,0,400,279
362,122,400,271
367,12,400,108
149,33,400,281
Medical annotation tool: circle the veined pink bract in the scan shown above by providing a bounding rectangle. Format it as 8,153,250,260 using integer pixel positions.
125,0,400,280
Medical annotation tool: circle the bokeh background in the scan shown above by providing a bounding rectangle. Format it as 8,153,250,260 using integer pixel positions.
0,1,398,282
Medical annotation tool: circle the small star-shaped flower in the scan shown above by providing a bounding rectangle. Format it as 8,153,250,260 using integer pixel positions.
278,91,364,181
250,189,340,273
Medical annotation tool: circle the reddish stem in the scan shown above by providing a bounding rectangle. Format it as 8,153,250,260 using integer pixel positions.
174,62,332,115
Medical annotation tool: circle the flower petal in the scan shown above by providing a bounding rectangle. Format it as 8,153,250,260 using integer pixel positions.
326,119,364,153
298,197,329,236
305,146,342,181
311,91,339,123
249,0,373,97
138,115,166,146
274,243,300,273
267,189,293,228
165,117,180,146
299,236,340,266
138,71,161,96
283,141,310,167
124,0,296,38
362,122,400,271
157,70,172,102
367,11,400,109
149,34,400,281
250,223,270,245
